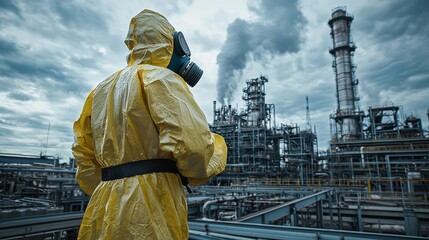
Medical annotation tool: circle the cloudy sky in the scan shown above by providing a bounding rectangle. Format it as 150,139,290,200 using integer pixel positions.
1,0,428,160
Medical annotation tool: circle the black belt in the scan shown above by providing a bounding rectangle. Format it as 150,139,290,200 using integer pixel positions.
101,159,192,193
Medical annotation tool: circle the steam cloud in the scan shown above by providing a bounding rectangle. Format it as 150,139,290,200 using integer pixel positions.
216,0,307,104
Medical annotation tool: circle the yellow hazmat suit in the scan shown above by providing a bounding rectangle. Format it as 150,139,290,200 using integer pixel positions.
72,9,227,239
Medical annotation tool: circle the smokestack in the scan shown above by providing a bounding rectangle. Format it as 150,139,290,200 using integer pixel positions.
213,100,217,123
328,7,360,140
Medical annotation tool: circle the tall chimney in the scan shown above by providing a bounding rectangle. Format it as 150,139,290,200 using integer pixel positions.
213,100,217,123
328,7,360,140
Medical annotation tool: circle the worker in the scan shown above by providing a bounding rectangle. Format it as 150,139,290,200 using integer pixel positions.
72,9,227,239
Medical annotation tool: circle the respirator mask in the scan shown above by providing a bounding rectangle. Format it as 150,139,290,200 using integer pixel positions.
167,31,203,87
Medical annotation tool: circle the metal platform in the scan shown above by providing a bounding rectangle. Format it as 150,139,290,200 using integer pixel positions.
0,212,427,240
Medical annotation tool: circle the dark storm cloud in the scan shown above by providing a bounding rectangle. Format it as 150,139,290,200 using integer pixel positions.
216,0,307,104
71,55,100,69
356,0,429,40
367,46,429,91
0,0,20,16
15,116,49,129
0,1,111,101
8,91,34,101
50,1,108,31
0,38,19,55
352,0,429,111
0,45,88,101
3,59,67,81
0,0,114,157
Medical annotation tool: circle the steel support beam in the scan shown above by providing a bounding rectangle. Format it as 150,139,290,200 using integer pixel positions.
317,201,323,228
329,193,334,228
357,206,363,231
0,213,83,239
404,208,420,236
290,207,297,226
238,189,333,224
189,220,427,240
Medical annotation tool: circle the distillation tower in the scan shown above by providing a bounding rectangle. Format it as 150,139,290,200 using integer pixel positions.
327,7,429,193
328,7,363,141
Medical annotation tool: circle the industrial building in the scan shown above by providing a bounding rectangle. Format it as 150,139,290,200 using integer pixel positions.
327,7,429,193
0,153,88,218
210,75,318,186
1,6,429,240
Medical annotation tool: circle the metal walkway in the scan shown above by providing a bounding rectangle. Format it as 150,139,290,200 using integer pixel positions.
189,220,426,240
0,212,426,240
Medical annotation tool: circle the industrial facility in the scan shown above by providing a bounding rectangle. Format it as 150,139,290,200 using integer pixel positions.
209,75,318,186
205,6,429,237
327,7,429,193
1,6,429,240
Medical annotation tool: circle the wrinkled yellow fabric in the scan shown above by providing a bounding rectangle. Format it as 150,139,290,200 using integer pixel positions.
72,9,227,240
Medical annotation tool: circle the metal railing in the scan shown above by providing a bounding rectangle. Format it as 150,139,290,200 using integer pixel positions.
1,212,426,240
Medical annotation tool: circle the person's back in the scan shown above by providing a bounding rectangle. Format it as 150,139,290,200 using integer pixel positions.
72,9,227,239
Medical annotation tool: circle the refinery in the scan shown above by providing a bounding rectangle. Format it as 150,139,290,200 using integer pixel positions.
1,6,429,240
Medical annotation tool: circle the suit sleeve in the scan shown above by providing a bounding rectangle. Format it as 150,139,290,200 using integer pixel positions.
144,72,227,186
72,90,101,195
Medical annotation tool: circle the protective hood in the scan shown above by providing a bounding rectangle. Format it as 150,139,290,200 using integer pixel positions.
124,9,174,67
